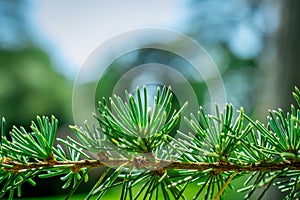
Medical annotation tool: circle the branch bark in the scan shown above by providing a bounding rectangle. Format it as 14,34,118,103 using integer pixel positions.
3,158,300,174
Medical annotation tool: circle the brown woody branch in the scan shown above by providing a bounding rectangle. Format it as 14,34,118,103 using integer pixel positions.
2,158,300,174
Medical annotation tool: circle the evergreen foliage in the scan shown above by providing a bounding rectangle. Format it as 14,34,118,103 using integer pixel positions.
0,86,299,199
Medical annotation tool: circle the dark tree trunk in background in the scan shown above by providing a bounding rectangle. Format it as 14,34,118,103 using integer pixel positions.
277,0,300,111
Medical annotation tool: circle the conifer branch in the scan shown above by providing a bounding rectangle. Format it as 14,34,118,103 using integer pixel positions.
2,158,300,173
0,86,299,199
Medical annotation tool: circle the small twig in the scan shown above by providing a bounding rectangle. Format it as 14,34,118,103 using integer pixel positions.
213,171,238,200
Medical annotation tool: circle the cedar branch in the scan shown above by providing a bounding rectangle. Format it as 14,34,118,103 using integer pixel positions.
2,158,300,174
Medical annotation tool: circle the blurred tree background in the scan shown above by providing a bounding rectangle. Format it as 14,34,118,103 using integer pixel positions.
0,0,299,199
0,0,72,130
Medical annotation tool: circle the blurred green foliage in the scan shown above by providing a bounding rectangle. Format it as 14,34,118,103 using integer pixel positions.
0,46,72,129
